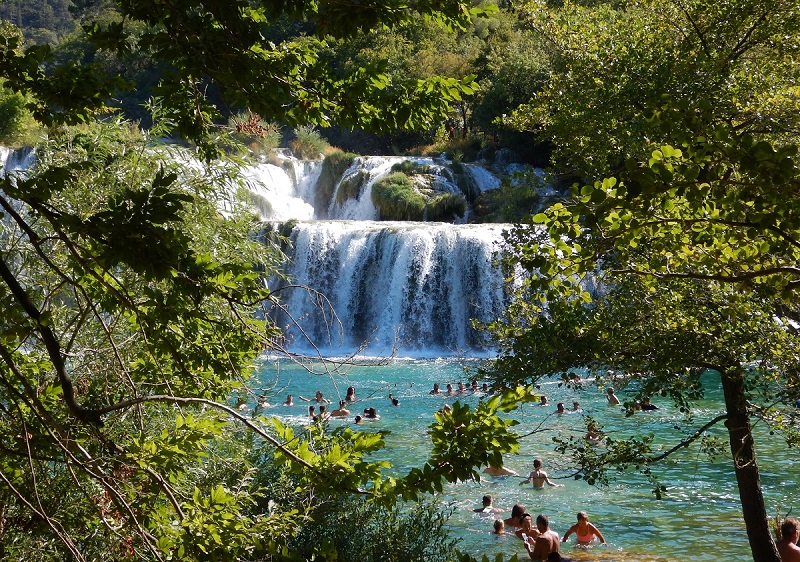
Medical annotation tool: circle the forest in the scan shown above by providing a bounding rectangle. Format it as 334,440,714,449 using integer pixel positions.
1,1,800,562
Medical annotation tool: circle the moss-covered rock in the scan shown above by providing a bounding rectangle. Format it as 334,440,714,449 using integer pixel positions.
372,172,466,222
336,169,370,205
427,192,467,222
371,172,427,220
316,150,359,215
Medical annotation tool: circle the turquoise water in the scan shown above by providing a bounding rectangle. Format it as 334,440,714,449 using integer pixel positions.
254,358,796,562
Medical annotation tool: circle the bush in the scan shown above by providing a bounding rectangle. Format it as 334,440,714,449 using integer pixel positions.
471,175,544,223
225,111,282,158
290,497,458,562
0,81,41,145
371,172,427,220
390,160,430,176
289,124,329,160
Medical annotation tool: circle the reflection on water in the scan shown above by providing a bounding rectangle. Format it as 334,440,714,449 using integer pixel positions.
255,359,796,562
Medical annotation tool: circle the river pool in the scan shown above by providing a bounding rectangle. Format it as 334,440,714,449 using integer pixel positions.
253,358,796,562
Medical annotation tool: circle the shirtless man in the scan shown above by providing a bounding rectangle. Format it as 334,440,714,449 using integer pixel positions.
524,514,560,562
778,518,800,562
329,400,350,417
606,387,621,405
520,459,564,489
483,465,519,477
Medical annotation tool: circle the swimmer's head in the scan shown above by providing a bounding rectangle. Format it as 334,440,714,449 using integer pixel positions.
533,459,542,469
511,504,525,518
577,511,588,521
493,519,504,533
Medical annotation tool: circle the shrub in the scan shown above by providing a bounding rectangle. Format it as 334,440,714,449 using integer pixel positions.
290,497,458,562
0,80,41,145
371,172,427,220
289,125,329,160
226,110,282,158
390,160,430,176
471,175,544,223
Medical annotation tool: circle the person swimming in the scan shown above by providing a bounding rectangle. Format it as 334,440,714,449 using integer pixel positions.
562,511,606,545
520,459,564,489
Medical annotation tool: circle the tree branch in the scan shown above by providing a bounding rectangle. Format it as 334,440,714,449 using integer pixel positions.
647,413,729,462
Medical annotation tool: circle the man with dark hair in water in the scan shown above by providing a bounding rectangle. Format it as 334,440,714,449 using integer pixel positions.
523,514,560,562
778,518,800,562
520,459,564,489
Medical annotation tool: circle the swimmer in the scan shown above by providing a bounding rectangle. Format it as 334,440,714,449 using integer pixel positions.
493,519,508,535
539,395,548,406
524,514,560,562
299,390,331,404
640,397,659,411
777,518,800,562
585,421,603,445
504,504,527,529
346,386,357,402
354,415,362,424
430,383,442,395
555,403,566,414
483,465,519,477
562,511,605,545
572,401,581,412
473,494,503,514
515,513,541,543
329,400,350,417
520,459,564,489
282,394,294,406
606,387,621,405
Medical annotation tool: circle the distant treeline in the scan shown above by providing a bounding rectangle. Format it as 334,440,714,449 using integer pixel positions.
0,0,551,162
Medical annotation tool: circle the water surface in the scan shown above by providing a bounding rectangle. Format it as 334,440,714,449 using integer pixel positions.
254,358,795,561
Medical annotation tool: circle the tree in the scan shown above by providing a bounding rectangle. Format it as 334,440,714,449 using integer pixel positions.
0,2,526,559
486,1,800,561
1,0,484,160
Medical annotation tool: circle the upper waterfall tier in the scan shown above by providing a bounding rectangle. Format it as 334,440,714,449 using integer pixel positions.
243,154,507,222
268,220,509,357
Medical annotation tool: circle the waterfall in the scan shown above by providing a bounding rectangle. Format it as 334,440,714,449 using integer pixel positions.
0,146,36,176
2,142,517,357
269,220,508,357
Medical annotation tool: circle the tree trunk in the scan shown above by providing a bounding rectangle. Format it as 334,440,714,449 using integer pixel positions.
720,367,780,562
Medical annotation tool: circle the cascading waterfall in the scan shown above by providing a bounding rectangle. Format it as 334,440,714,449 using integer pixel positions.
241,154,517,356
244,153,516,356
270,220,508,356
1,143,517,357
0,146,36,176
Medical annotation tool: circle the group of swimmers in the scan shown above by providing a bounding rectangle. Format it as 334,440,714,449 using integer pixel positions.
429,381,489,395
477,494,605,562
282,387,389,424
